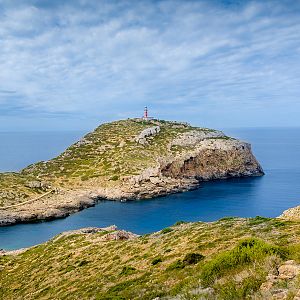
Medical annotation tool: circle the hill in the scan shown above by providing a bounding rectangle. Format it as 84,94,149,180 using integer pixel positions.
1,216,300,299
0,119,263,225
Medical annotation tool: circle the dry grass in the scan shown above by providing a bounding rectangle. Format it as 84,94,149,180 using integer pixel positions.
1,217,300,299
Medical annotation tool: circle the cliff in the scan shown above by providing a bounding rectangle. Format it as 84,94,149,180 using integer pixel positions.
0,119,263,225
1,216,300,299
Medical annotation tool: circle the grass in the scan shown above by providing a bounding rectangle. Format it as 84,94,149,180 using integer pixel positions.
200,238,287,287
0,118,235,207
161,227,173,234
2,217,300,299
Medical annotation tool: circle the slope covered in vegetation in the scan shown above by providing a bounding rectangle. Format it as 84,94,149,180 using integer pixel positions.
1,217,300,299
0,119,263,225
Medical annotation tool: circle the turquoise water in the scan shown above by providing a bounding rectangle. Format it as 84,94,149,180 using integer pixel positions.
1,128,300,250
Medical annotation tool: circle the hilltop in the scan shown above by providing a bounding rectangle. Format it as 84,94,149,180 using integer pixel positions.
0,119,263,225
1,215,300,299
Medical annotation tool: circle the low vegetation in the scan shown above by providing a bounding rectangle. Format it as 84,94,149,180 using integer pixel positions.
0,119,227,207
1,217,300,299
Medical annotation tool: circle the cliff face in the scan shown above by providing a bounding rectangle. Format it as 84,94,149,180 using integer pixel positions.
0,119,263,225
160,139,262,180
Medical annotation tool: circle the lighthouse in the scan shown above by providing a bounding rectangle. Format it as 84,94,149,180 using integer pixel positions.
143,106,148,121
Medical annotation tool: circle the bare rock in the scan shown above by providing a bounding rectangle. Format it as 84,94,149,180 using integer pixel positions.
171,130,225,147
101,230,139,241
278,260,300,279
135,126,160,144
25,181,51,190
279,206,300,221
53,225,118,241
160,139,263,180
272,289,289,300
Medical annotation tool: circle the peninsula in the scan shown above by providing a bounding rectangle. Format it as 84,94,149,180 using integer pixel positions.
0,118,263,225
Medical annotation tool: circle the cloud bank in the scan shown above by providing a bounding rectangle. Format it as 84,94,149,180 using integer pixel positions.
0,0,300,130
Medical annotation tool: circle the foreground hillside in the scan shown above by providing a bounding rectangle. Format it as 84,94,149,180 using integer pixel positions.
1,216,300,299
0,119,263,225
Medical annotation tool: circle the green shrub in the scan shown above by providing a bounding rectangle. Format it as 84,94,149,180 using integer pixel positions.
120,266,136,276
110,175,119,181
151,257,163,265
183,253,204,265
161,227,173,234
108,279,135,293
200,238,287,286
216,276,263,300
77,260,89,267
81,175,89,181
174,221,187,226
248,216,271,225
167,260,185,270
219,217,237,222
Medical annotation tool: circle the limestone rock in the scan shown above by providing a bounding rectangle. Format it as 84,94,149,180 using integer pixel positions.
101,230,138,241
171,129,225,147
272,289,289,300
278,260,300,279
279,206,300,221
25,181,51,190
160,139,263,180
135,126,160,144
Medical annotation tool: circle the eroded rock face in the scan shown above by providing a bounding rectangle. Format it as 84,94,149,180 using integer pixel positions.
160,139,263,180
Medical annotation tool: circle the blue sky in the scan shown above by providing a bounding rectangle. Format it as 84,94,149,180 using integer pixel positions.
0,0,300,131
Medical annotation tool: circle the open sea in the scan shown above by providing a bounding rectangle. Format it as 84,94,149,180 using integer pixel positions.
1,128,300,250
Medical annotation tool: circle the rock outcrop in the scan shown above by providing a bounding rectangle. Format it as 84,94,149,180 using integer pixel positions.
52,225,138,242
279,206,300,221
171,129,225,147
260,260,300,299
161,139,262,180
135,126,160,144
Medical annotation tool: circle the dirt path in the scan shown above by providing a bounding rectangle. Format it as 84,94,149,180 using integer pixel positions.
0,190,53,210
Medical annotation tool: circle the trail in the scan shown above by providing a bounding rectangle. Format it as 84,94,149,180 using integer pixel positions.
0,190,53,210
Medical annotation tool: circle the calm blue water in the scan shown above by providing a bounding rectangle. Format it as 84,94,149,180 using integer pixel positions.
1,128,300,250
0,131,85,172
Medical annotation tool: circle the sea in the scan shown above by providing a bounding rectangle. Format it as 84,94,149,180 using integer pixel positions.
1,128,300,250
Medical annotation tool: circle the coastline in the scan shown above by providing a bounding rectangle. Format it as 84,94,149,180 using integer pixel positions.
0,171,264,227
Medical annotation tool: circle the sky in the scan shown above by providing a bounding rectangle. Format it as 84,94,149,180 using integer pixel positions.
0,0,300,131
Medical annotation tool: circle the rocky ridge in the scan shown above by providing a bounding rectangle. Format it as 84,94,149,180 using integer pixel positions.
0,118,263,225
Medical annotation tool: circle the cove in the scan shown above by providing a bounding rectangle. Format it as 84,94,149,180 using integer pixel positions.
1,128,300,250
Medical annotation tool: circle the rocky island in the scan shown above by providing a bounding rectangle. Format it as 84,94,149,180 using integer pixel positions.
0,119,263,226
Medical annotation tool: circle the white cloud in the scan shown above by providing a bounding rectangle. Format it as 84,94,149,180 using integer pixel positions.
0,0,299,128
